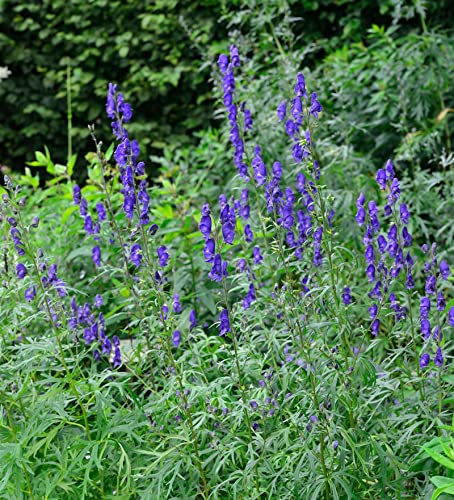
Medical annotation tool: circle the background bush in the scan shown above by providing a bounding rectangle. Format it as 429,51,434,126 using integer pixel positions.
1,0,452,179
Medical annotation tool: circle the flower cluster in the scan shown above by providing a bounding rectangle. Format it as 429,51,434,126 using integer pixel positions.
218,45,249,179
356,160,415,335
68,295,121,367
419,245,451,368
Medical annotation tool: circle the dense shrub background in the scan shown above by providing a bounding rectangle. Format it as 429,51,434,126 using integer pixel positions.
1,0,452,178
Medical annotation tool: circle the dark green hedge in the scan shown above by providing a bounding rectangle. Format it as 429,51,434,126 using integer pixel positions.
0,0,451,180
0,0,228,179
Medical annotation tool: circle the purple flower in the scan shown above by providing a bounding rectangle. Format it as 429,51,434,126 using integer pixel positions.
377,235,387,253
421,319,431,339
355,205,365,226
96,202,107,222
113,347,121,368
250,400,258,409
419,353,430,369
209,254,227,282
73,185,81,205
371,319,380,336
342,287,352,306
433,326,442,342
242,283,256,310
16,263,27,279
366,264,375,282
434,347,443,367
95,294,103,308
252,145,267,186
219,308,231,336
203,238,215,263
218,54,229,73
277,101,286,121
425,275,436,295
172,330,181,348
294,73,307,98
402,227,412,247
437,292,446,312
440,260,450,280
253,246,263,265
365,245,375,264
406,272,415,289
25,286,36,301
173,293,182,314
102,336,112,355
130,244,142,268
199,214,212,240
390,178,400,200
369,304,378,320
448,306,454,326
244,224,254,242
420,297,430,319
230,45,240,67
157,246,169,267
376,169,387,190
222,220,235,245
92,246,101,267
400,204,409,224
84,215,94,234
189,310,197,330
309,92,322,118
243,109,253,131
385,159,395,180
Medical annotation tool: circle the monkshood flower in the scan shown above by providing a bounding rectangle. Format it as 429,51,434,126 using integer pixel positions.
189,310,197,330
242,283,256,310
73,185,81,205
252,145,267,186
437,292,446,312
244,224,254,242
420,353,430,369
219,308,231,336
95,294,103,308
448,306,454,326
16,263,27,279
113,346,121,368
342,287,352,306
173,293,182,314
371,319,380,336
434,347,443,367
92,246,101,267
294,73,307,98
157,246,169,267
204,238,215,263
25,286,36,301
253,246,263,265
277,101,286,121
172,330,182,348
355,193,366,227
420,297,431,319
425,275,436,295
199,203,212,240
440,260,450,280
309,92,323,118
220,203,235,244
209,254,228,282
130,243,142,268
10,227,25,256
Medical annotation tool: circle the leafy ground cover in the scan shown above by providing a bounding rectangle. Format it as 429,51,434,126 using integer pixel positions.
0,19,453,500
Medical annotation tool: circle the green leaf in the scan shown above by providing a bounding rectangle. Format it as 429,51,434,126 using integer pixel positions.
67,153,77,177
423,446,454,470
430,477,454,500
